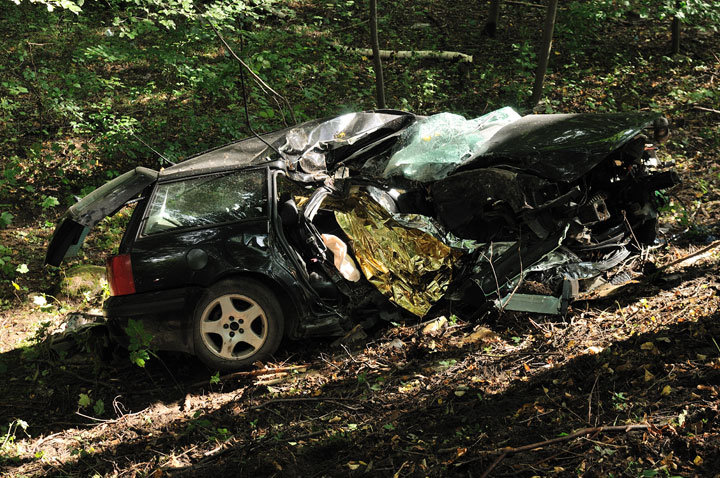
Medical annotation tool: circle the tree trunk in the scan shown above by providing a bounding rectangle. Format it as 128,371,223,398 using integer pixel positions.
671,0,681,54
482,0,502,38
530,0,559,107
369,0,386,109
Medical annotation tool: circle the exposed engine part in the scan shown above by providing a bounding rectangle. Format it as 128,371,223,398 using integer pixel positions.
579,193,611,224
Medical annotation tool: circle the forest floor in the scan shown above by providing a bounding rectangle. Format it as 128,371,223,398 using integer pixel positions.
1,0,720,476
0,238,719,478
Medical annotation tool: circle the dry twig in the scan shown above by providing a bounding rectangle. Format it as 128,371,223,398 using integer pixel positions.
458,423,650,470
693,105,720,115
657,240,720,272
249,396,361,411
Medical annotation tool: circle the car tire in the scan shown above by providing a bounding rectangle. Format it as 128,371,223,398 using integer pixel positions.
193,278,284,371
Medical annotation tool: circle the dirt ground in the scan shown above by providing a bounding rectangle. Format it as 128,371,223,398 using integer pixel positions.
1,233,719,477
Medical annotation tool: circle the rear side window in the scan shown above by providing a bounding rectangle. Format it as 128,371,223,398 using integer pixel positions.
143,170,266,235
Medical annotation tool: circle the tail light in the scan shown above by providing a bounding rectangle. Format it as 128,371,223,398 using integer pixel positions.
106,254,136,296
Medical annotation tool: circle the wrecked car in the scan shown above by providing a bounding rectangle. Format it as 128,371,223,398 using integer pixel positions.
45,108,679,370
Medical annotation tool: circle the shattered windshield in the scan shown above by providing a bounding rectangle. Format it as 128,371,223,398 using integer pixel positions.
143,170,267,235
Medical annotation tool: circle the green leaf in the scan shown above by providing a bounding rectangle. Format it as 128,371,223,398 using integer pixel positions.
93,399,105,416
78,393,91,408
0,212,13,228
15,264,29,274
40,196,60,209
129,349,149,368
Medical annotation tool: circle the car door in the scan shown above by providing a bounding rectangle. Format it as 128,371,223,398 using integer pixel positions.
129,168,272,293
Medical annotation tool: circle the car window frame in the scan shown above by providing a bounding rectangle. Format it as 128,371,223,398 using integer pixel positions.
136,166,270,240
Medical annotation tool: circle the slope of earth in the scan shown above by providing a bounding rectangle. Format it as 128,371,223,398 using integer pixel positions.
1,247,719,477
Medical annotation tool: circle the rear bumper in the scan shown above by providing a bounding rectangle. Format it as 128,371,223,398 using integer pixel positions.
104,287,204,353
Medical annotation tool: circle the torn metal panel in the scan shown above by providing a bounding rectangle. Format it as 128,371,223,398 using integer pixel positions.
496,293,563,315
465,225,569,298
271,111,416,182
391,213,483,252
495,278,578,315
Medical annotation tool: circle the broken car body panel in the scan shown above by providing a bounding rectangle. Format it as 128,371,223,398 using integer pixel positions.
46,167,158,266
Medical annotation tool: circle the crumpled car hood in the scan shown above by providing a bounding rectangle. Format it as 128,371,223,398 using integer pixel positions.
457,112,662,182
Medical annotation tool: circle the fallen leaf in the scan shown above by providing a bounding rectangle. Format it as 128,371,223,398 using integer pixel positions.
693,455,703,465
661,385,671,396
461,327,499,345
422,317,447,335
644,369,655,382
640,341,655,350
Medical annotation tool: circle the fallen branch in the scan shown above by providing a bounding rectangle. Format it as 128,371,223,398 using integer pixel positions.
458,423,650,468
254,372,288,386
479,452,507,478
657,240,720,272
505,0,568,9
337,44,473,63
506,0,545,8
189,364,309,388
249,396,362,411
693,105,720,115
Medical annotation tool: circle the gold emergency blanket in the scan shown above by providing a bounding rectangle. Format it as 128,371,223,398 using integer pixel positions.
334,193,460,317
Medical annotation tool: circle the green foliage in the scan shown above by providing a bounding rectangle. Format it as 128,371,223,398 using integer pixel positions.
0,212,13,229
0,245,15,277
93,399,105,416
567,0,720,25
39,195,59,209
77,393,91,408
1,419,30,464
125,318,153,367
11,0,84,14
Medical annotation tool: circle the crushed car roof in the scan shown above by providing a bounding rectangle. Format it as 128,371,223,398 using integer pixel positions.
160,109,666,186
159,110,416,180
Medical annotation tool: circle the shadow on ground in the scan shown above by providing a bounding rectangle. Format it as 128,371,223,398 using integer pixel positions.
1,259,717,477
